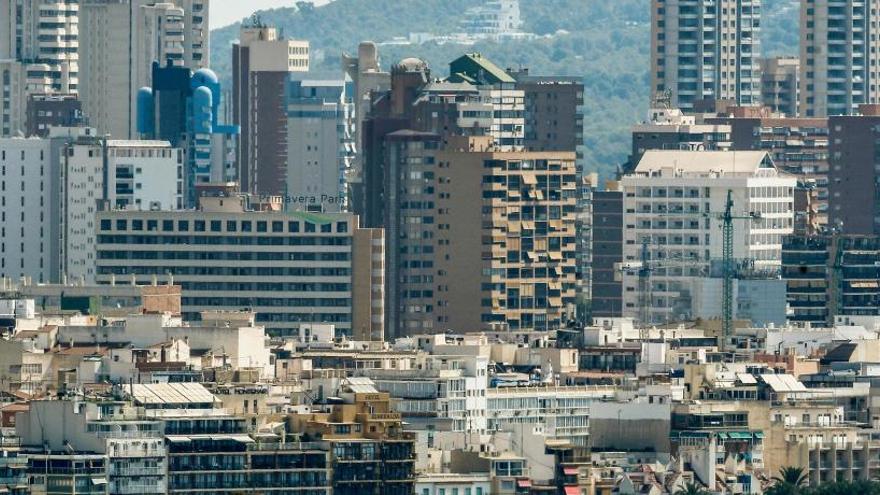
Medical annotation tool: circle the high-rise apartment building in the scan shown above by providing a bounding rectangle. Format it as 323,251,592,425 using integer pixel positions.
650,0,762,111
62,138,182,284
360,53,524,228
620,150,795,323
448,53,525,149
0,127,179,285
0,132,68,283
462,0,524,38
136,63,239,206
800,0,879,117
783,234,880,325
0,0,79,136
707,108,830,233
232,22,309,196
760,56,800,117
800,0,879,116
624,106,732,174
94,187,385,339
342,42,391,213
384,134,577,336
286,78,355,212
591,182,625,318
827,105,880,235
507,73,589,309
78,0,210,138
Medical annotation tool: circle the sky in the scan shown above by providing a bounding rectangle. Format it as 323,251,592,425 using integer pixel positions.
210,0,332,29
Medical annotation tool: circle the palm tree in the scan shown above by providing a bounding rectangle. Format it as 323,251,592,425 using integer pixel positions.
674,482,709,495
773,466,809,488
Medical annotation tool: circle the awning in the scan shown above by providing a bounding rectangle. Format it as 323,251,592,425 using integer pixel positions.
91,478,107,486
517,479,532,488
754,432,764,439
565,487,581,495
522,173,538,185
563,466,579,475
166,436,191,443
727,431,752,439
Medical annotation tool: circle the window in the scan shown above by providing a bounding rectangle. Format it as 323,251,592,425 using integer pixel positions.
288,221,300,233
194,220,205,232
210,221,221,232
100,219,111,231
162,220,173,232
257,221,267,232
272,221,283,232
116,220,127,231
177,221,189,231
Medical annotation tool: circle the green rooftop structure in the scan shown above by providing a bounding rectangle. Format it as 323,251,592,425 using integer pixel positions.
448,53,515,85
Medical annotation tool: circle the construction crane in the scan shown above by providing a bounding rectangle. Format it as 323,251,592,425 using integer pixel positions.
617,189,760,347
718,189,761,351
616,239,704,330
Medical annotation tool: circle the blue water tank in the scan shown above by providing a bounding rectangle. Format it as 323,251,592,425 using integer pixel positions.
191,68,219,87
192,86,213,134
136,87,154,135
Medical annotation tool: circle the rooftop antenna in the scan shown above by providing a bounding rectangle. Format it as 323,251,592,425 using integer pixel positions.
652,89,673,110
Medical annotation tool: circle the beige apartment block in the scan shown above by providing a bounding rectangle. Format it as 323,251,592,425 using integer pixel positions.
386,134,577,335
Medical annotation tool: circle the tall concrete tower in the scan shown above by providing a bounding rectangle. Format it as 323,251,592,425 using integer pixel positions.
650,0,762,111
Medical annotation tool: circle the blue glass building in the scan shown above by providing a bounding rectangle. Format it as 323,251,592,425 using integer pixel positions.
137,61,240,207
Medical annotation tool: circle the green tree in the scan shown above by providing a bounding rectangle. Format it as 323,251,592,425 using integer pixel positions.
766,466,809,495
810,480,880,495
773,467,809,488
674,482,709,495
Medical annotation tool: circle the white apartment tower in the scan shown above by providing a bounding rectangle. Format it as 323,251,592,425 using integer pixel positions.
62,139,182,284
620,150,795,323
0,0,79,135
800,0,880,116
0,135,62,283
286,79,354,212
78,0,210,138
462,0,524,37
0,128,181,284
650,0,762,111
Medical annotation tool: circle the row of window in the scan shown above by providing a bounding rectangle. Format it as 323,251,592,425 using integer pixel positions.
97,266,352,276
99,218,350,234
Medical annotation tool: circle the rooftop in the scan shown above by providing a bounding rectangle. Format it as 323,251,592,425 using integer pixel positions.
633,150,775,176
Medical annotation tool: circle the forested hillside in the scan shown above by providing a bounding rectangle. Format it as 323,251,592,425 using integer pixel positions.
211,0,799,179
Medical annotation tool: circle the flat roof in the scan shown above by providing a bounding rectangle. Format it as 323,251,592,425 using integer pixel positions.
634,150,773,175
